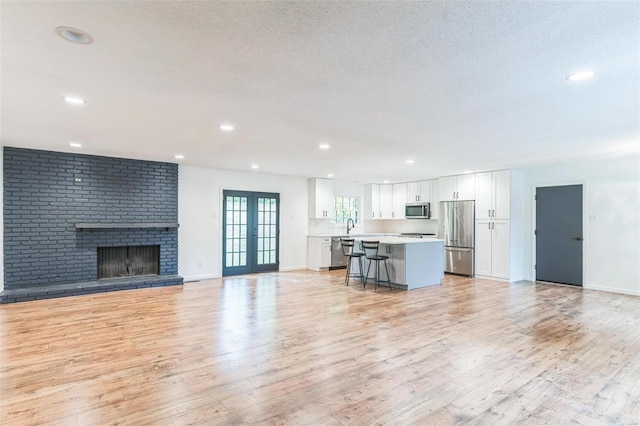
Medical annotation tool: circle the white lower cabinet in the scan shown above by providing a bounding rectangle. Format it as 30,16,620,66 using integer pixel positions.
307,237,332,271
475,220,509,279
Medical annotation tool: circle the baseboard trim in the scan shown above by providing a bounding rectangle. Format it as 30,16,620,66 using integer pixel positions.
182,273,221,282
584,284,640,297
475,275,509,283
278,266,308,272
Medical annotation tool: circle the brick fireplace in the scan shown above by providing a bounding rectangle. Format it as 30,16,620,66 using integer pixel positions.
1,148,183,303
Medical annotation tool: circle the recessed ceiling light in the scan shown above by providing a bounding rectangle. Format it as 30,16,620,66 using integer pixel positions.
55,26,94,45
463,170,472,174
69,142,82,148
174,154,184,160
251,164,259,169
383,180,390,184
219,124,235,131
566,71,594,82
327,173,334,178
319,144,330,150
405,159,415,164
64,96,85,105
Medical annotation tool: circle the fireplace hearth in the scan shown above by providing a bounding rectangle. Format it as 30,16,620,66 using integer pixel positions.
98,245,160,279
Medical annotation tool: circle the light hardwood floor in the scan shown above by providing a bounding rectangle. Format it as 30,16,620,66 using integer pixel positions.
0,271,638,425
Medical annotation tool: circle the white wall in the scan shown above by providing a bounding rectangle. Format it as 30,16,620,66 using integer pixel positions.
519,153,640,296
178,165,308,281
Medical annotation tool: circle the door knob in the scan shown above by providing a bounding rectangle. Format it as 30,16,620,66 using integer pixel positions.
572,237,583,241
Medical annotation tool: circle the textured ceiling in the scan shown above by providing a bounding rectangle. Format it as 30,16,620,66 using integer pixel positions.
1,1,638,182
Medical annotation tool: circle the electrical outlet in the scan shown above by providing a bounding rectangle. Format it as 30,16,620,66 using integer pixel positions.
198,262,203,268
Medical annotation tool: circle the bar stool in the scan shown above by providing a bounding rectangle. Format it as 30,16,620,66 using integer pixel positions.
362,241,392,290
340,238,364,286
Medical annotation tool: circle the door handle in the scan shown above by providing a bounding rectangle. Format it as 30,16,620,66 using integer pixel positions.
488,222,491,229
488,209,491,217
572,237,583,241
492,209,495,217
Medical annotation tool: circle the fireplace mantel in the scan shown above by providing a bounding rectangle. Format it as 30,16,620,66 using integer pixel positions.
76,223,179,231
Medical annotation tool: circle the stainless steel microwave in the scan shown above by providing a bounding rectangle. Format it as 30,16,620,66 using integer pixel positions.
405,202,430,219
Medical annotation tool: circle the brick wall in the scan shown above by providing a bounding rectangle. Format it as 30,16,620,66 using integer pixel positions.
3,148,179,289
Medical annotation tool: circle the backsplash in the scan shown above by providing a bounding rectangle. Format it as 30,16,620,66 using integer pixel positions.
365,219,439,235
309,218,438,235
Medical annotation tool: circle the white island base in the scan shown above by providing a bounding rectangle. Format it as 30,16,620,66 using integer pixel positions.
350,237,445,290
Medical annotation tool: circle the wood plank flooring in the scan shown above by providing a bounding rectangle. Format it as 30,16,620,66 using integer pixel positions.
0,271,638,425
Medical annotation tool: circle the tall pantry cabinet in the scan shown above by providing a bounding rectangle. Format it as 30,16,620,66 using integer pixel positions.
474,170,517,280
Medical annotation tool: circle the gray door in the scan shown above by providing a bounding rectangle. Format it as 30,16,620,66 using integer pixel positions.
536,185,583,286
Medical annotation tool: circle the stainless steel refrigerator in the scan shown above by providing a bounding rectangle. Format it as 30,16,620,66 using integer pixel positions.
438,200,475,276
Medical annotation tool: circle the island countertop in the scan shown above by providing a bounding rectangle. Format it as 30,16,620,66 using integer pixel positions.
357,237,444,245
348,237,445,290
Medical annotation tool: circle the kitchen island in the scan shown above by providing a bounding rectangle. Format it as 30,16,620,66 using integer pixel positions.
349,236,445,290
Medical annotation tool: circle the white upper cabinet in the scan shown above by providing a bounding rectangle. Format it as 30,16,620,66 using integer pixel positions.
392,183,407,219
439,177,456,202
379,184,393,219
371,184,380,219
475,170,510,220
439,174,476,201
493,170,511,219
308,178,334,219
406,180,431,203
456,174,476,200
365,183,393,220
475,172,493,220
430,179,440,219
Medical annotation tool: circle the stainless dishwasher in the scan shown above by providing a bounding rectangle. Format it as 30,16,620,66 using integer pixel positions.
330,237,348,269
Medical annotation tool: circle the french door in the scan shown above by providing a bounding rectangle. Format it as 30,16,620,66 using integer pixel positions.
222,190,279,276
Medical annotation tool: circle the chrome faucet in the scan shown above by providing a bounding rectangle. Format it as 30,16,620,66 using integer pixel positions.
346,218,355,235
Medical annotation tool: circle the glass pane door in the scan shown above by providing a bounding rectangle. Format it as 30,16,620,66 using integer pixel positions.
223,190,279,276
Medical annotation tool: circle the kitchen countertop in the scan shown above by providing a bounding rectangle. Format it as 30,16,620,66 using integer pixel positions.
307,233,396,238
308,234,442,245
351,236,444,245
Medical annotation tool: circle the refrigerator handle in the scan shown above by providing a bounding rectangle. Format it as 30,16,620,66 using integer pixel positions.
488,222,490,229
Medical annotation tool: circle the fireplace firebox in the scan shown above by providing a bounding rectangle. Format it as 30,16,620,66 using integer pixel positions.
97,245,160,279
